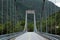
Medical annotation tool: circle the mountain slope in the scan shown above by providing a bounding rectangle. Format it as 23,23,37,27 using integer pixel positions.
16,0,60,20
0,0,60,23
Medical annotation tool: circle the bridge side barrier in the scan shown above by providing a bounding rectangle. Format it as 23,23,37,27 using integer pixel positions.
0,32,19,38
0,32,25,40
42,32,60,40
37,32,59,40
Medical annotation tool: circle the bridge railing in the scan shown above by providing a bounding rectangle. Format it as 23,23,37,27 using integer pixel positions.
42,32,60,40
37,32,60,40
0,32,25,40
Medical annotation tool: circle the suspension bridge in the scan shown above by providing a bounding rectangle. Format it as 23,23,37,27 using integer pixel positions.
0,0,60,40
0,10,60,40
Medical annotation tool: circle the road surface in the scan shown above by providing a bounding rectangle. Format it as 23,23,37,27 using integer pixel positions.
14,32,49,40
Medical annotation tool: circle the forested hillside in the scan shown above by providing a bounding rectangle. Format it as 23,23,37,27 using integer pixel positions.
0,0,60,35
42,11,60,35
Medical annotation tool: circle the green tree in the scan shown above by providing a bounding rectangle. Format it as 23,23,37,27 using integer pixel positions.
15,21,25,32
4,21,14,34
0,24,3,34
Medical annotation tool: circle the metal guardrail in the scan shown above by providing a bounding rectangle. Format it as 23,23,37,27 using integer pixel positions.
0,32,19,38
43,32,60,40
37,32,60,40
42,33,59,40
0,32,25,40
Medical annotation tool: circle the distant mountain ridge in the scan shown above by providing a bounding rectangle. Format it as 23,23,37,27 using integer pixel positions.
0,0,60,23
16,0,60,20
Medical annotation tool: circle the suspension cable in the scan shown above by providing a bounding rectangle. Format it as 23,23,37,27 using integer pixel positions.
1,0,3,34
55,0,57,35
40,0,45,32
14,0,16,33
7,0,8,34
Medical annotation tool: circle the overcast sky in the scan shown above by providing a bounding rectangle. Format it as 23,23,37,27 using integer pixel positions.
49,0,60,7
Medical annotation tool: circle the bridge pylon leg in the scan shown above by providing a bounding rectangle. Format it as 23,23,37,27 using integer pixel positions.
34,13,37,32
23,12,28,32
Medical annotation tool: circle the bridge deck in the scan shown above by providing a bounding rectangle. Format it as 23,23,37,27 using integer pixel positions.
11,32,49,40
